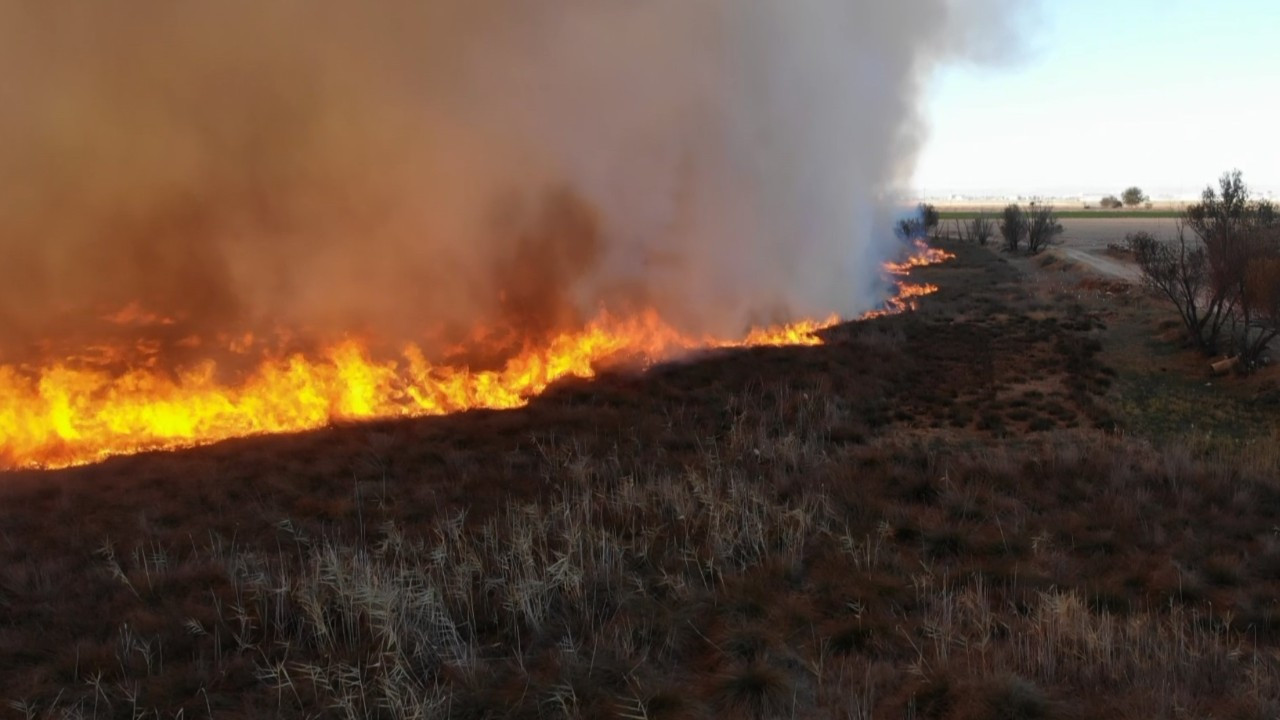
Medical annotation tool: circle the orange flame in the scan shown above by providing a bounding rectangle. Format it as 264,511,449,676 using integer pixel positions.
0,243,952,470
884,239,956,276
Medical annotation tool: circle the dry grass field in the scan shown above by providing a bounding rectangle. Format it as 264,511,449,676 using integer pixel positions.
3,236,1280,719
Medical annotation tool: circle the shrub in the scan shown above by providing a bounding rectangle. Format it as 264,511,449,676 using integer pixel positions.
896,217,925,241
897,203,941,242
1241,254,1280,366
921,203,941,235
1100,195,1123,209
1129,229,1221,352
1186,170,1280,367
1132,171,1280,368
1025,206,1064,254
999,204,1027,253
959,214,996,246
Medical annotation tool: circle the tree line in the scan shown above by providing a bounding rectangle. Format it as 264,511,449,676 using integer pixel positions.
900,203,1064,256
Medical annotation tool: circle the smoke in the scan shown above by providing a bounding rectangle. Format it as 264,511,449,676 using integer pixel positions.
0,0,1024,362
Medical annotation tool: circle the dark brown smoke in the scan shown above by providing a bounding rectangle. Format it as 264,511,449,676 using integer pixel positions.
0,0,1027,367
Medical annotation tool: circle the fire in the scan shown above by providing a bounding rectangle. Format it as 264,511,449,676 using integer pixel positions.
884,239,956,275
859,283,942,321
0,244,952,470
722,315,841,349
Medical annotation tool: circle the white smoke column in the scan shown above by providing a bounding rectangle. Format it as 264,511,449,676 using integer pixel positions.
0,1,1027,355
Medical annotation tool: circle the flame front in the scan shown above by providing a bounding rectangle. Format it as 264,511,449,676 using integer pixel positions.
885,239,955,276
0,244,953,470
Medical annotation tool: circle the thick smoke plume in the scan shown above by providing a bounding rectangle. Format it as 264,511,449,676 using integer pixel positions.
0,1,1021,363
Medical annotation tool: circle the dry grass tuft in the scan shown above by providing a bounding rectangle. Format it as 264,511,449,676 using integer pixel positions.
709,662,794,719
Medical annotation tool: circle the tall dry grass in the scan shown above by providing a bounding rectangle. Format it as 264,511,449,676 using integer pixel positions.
16,386,1280,719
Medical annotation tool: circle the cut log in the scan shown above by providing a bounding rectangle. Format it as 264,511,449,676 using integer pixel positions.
1210,356,1239,375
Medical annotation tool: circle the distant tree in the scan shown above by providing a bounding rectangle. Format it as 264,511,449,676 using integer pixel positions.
1122,187,1148,207
1185,170,1276,240
1099,195,1124,210
1025,206,1064,254
999,204,1027,253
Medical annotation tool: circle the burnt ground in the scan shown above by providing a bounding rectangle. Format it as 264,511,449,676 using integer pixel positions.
2,241,1279,719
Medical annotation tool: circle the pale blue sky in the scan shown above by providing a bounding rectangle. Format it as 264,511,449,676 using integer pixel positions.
914,0,1280,199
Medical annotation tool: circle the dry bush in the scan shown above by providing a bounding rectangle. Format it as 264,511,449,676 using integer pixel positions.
1025,206,1063,255
897,204,939,243
1128,227,1228,353
1239,246,1280,365
1132,173,1280,366
1181,170,1280,367
959,215,996,247
897,217,926,242
1000,204,1027,253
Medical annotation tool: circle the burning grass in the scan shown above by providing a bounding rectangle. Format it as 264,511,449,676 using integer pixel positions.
4,242,1280,718
0,311,827,472
0,244,948,471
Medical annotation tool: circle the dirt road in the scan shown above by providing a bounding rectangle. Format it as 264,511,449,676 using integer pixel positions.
1050,217,1179,281
1056,246,1140,281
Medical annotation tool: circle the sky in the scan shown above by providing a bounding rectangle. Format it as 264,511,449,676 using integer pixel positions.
914,0,1280,200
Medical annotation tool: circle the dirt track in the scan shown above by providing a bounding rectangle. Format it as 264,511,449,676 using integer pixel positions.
1056,245,1140,281
1050,217,1180,281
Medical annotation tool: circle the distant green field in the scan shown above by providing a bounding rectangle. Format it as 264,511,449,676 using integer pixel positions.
940,210,1183,220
